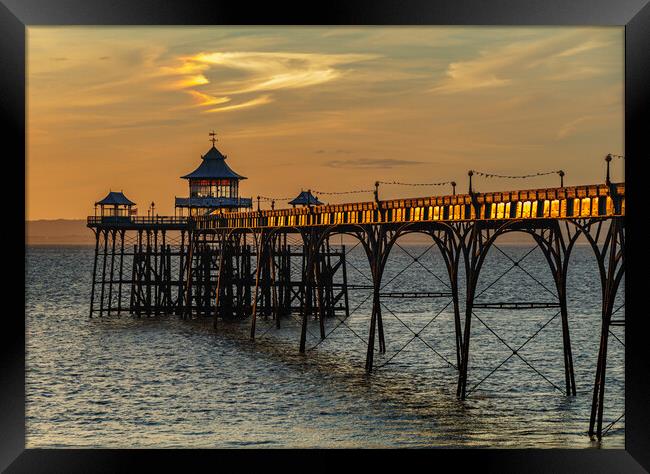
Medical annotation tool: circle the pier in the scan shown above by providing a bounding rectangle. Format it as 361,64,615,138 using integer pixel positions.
87,136,625,440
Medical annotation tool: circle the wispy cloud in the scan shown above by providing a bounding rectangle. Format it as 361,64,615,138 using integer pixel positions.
167,74,210,89
325,158,425,169
431,33,612,95
205,94,273,113
555,39,609,58
556,115,601,139
185,90,231,107
314,149,353,154
161,51,378,113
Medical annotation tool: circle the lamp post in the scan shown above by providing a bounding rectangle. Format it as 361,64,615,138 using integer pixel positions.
468,170,474,194
559,170,565,188
605,154,612,186
451,181,456,195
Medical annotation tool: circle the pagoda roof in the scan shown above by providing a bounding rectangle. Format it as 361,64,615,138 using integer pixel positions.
289,190,323,206
181,145,247,180
95,191,136,206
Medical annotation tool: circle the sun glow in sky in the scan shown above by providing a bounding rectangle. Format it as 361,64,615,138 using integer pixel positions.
27,27,623,219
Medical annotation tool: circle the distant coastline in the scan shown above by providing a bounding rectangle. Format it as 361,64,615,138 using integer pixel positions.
26,219,95,246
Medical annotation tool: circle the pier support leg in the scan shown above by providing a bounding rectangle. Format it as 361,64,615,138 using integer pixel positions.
558,289,576,396
182,231,195,320
130,244,137,315
214,232,227,330
269,242,280,329
456,224,482,400
429,227,464,371
250,232,266,341
299,230,321,353
376,299,386,354
98,230,109,317
177,230,186,315
89,230,100,318
116,230,125,315
590,318,612,439
587,218,625,439
315,253,326,340
365,227,389,372
299,256,313,353
365,281,381,372
107,230,117,316
451,273,462,370
457,283,476,399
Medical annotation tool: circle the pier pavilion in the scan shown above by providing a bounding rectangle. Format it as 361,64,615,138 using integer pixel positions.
289,190,323,208
94,191,136,220
175,132,253,216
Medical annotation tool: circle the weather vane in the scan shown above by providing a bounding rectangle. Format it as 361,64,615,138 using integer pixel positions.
209,130,218,146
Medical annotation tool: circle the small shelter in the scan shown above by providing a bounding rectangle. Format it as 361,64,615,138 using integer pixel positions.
289,190,323,208
95,191,136,217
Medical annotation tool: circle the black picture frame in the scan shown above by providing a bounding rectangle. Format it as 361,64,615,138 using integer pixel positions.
3,1,649,471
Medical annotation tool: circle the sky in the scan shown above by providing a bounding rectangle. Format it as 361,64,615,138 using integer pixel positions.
27,26,624,220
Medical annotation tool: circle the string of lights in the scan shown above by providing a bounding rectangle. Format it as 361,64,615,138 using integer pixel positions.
377,180,454,187
471,170,562,179
257,165,575,203
608,154,625,159
311,188,374,195
257,195,294,201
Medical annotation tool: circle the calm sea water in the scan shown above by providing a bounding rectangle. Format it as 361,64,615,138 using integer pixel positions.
25,242,624,448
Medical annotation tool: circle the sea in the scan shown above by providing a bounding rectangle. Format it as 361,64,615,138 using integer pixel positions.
25,242,624,448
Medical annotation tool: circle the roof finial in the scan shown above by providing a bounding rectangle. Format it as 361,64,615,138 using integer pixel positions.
209,130,218,147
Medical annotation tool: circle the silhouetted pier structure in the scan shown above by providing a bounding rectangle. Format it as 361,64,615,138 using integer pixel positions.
87,138,625,440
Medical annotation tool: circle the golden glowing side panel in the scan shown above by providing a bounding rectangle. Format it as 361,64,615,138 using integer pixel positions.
551,200,560,218
591,197,600,217
496,202,505,219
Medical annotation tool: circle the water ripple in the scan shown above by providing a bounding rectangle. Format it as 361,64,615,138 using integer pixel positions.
25,245,624,448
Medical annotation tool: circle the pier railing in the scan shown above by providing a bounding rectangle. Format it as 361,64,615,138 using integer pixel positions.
87,215,190,228
194,182,625,230
174,196,253,208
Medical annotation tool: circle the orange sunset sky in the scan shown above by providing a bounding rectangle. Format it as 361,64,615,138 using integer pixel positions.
27,26,624,220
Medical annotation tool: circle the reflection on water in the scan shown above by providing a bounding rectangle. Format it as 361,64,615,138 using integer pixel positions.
25,244,624,448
